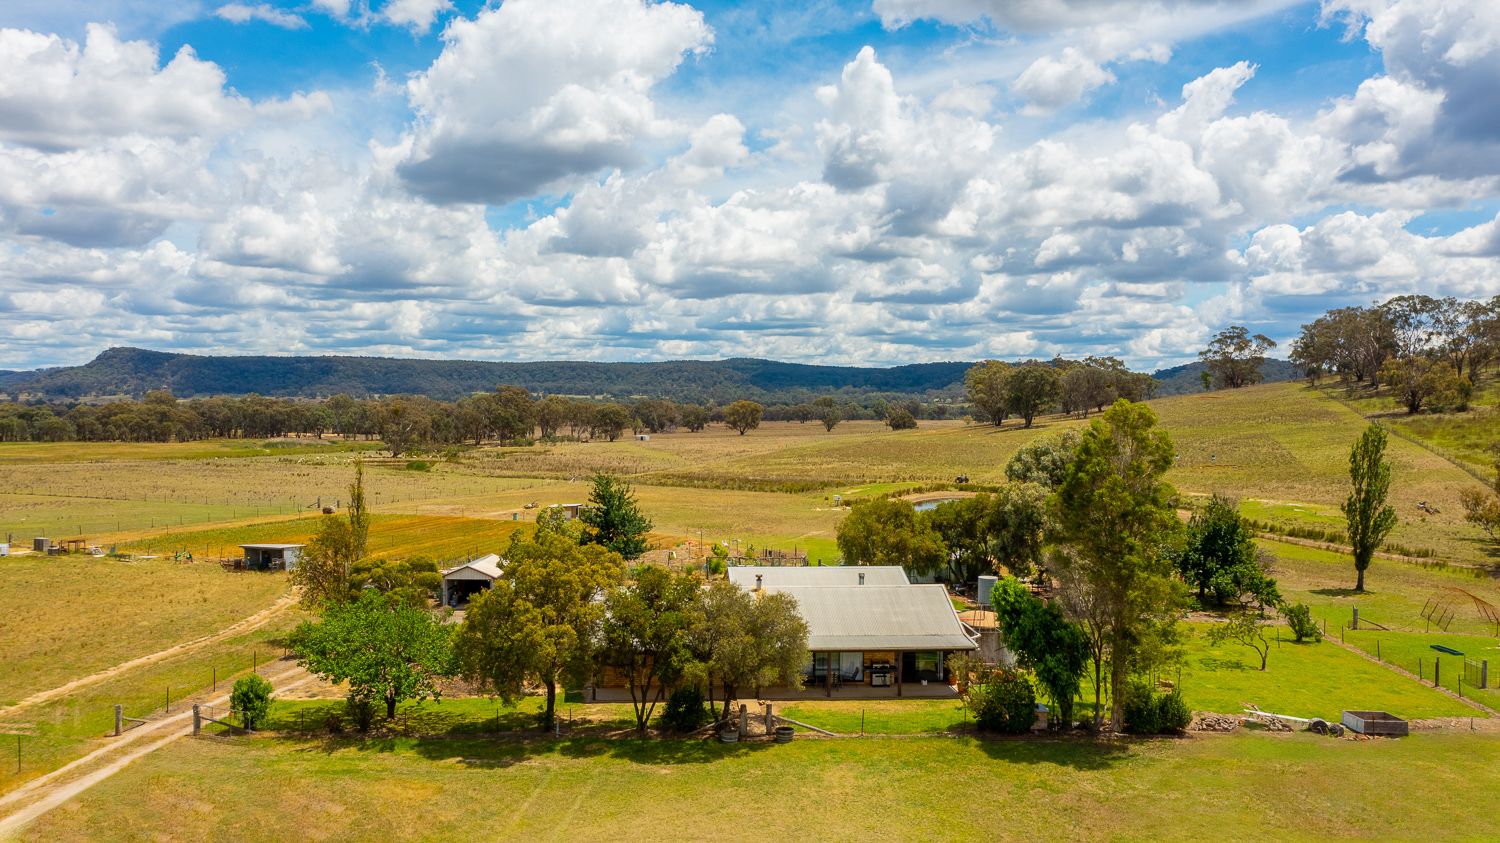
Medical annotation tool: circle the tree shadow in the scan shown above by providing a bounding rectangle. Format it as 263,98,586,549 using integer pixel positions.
967,734,1133,770
264,729,776,769
1196,657,1252,673
1310,587,1365,598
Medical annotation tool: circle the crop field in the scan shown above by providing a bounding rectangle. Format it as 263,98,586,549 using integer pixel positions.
0,555,289,706
117,514,529,563
16,730,1500,842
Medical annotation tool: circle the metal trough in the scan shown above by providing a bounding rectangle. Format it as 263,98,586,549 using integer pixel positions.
1341,710,1408,737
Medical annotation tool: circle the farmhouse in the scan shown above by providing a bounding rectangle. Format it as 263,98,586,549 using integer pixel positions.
440,553,503,607
752,570,979,698
239,543,303,571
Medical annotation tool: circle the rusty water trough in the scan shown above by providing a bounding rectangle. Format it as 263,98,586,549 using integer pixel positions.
1341,710,1408,737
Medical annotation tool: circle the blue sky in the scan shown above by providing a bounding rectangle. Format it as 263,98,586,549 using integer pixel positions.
1,0,1497,372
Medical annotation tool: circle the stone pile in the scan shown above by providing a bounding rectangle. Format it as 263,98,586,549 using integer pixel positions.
1190,715,1239,732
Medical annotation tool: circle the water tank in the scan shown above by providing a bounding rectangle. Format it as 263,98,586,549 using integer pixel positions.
977,575,998,607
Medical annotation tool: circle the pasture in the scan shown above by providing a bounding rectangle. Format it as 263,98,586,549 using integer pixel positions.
0,556,288,706
15,730,1500,842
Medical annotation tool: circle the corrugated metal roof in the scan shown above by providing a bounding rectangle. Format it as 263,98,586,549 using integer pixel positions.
768,584,977,651
239,543,304,550
729,565,909,589
441,553,503,579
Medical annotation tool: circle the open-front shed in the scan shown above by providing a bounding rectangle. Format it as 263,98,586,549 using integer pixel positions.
239,544,304,571
440,553,503,607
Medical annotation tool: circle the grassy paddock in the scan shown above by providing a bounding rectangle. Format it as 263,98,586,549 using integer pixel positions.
0,613,304,797
1174,623,1476,720
16,730,1500,842
0,556,288,705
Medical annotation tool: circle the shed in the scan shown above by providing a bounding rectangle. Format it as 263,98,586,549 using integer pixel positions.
546,503,585,520
239,544,304,571
441,553,504,607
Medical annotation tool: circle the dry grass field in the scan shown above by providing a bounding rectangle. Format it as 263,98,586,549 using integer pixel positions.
16,730,1500,842
0,556,289,706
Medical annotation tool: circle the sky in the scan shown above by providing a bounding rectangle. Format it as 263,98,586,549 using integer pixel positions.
1,0,1498,372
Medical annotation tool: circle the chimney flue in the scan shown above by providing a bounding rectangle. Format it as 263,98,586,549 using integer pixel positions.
755,574,763,591
858,572,865,585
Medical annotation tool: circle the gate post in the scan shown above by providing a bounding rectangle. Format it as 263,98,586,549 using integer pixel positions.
193,704,201,736
114,704,123,737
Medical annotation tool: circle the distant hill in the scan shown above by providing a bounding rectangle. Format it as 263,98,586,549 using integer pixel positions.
3,347,977,402
1151,358,1300,396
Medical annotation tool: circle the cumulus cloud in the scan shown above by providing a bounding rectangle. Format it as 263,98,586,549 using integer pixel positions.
0,24,252,150
396,0,712,204
213,3,308,29
1011,47,1115,113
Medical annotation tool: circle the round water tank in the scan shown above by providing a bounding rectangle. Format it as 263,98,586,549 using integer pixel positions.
977,575,998,607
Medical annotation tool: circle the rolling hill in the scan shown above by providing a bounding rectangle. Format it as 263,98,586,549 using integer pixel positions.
2,347,977,402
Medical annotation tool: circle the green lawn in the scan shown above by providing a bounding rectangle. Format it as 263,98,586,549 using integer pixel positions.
17,730,1500,842
1175,623,1478,720
1341,628,1500,706
778,699,969,734
1262,538,1500,638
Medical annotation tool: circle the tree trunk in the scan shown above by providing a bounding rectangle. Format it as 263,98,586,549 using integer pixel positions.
543,679,557,729
1355,566,1365,592
386,691,397,720
1109,633,1126,732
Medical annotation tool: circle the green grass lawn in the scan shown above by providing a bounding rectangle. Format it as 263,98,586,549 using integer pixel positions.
1263,538,1500,638
17,729,1500,842
778,699,969,734
1341,628,1500,706
1175,623,1477,720
0,556,289,706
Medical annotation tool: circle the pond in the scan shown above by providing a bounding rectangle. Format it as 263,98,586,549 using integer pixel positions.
913,497,963,512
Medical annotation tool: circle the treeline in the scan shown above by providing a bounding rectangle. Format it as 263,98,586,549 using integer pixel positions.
1290,294,1500,413
0,387,955,449
963,357,1156,428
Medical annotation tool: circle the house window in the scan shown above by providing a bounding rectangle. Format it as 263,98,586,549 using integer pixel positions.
838,652,863,682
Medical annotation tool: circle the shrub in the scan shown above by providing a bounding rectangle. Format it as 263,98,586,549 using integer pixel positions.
405,459,431,471
1156,689,1192,733
346,695,376,732
1284,602,1322,642
972,670,1036,734
1123,679,1191,734
230,674,273,731
1121,679,1161,735
661,687,709,733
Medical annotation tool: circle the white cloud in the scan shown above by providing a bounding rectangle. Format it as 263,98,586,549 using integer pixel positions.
0,24,252,150
396,0,712,204
1011,47,1115,113
379,0,452,33
213,3,309,29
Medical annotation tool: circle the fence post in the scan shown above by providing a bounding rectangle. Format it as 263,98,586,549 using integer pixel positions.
193,705,201,736
1435,658,1440,688
114,704,123,737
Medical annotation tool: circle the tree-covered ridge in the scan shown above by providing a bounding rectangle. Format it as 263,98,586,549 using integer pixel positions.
4,347,977,402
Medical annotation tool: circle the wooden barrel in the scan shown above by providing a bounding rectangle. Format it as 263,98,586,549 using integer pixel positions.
773,725,794,743
718,728,739,744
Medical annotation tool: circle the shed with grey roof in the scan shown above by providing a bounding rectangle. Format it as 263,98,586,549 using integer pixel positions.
239,543,303,571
